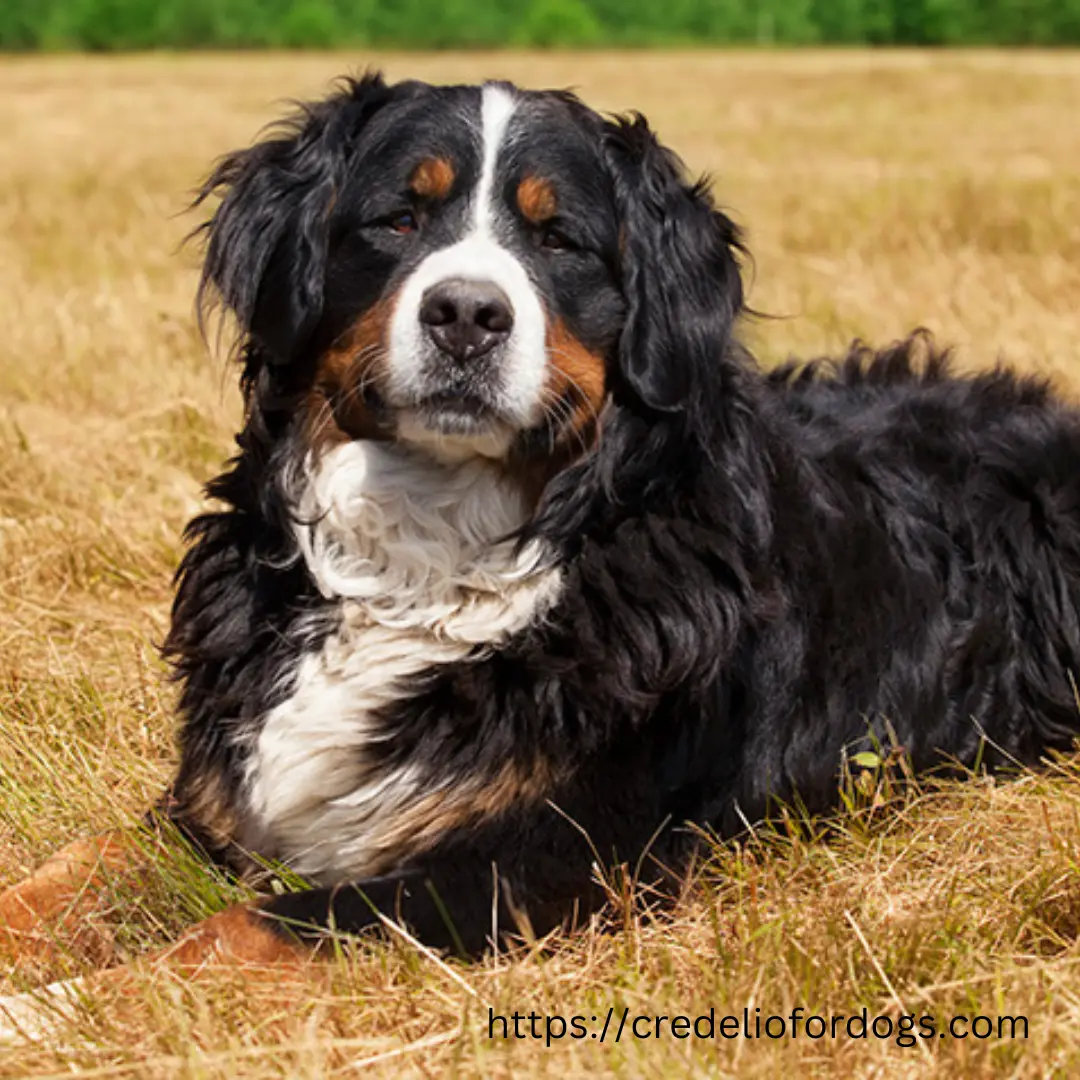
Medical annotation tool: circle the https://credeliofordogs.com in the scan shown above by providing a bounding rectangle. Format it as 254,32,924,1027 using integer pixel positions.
487,1006,1028,1047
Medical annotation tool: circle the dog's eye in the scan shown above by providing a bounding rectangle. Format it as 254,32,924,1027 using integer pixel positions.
539,226,573,252
389,211,418,234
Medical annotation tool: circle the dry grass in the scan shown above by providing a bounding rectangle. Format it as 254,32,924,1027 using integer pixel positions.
2,49,1080,1077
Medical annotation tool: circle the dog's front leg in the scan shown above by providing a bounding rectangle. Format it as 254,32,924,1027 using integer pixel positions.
256,832,608,960
142,870,589,974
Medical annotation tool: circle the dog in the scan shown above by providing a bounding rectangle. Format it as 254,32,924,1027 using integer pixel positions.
4,71,1080,978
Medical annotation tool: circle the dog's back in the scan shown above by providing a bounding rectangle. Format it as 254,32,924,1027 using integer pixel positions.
735,335,1080,822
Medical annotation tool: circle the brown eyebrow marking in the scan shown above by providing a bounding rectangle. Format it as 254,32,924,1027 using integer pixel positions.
409,157,455,200
517,175,558,224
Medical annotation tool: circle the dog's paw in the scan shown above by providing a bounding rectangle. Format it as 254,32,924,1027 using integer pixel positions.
152,904,308,971
0,898,117,980
0,835,134,984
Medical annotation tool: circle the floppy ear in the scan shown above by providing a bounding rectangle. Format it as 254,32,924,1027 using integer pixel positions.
602,115,744,414
195,73,395,365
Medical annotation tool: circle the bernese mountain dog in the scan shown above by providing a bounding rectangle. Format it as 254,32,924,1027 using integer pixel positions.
4,72,1080,974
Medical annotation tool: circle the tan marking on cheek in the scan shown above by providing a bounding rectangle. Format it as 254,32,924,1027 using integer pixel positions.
410,157,455,200
498,320,606,503
545,319,607,449
305,297,396,450
154,903,308,970
517,175,558,224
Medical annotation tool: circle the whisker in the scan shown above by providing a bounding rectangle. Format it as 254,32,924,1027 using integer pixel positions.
541,361,599,456
308,347,387,444
537,384,591,457
546,352,603,428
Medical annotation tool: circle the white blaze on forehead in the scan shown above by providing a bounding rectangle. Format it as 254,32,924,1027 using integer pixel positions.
474,83,518,233
386,83,549,448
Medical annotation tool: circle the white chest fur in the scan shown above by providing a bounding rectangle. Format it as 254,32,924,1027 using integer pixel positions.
240,441,560,883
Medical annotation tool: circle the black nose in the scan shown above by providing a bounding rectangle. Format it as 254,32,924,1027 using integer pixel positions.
418,278,514,363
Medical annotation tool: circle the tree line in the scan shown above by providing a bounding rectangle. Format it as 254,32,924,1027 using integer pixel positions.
4,0,1079,50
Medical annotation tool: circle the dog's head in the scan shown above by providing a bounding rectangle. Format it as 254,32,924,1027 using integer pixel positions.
197,73,744,472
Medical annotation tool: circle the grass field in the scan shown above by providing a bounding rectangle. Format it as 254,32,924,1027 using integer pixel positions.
2,49,1080,1078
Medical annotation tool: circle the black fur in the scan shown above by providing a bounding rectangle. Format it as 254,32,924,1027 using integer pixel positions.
166,75,1080,957
194,73,404,365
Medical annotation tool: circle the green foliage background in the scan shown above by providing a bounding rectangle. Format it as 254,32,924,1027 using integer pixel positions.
3,0,1080,49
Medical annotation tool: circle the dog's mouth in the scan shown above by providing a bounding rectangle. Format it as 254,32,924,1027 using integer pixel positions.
331,376,518,461
394,391,516,460
408,391,497,432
